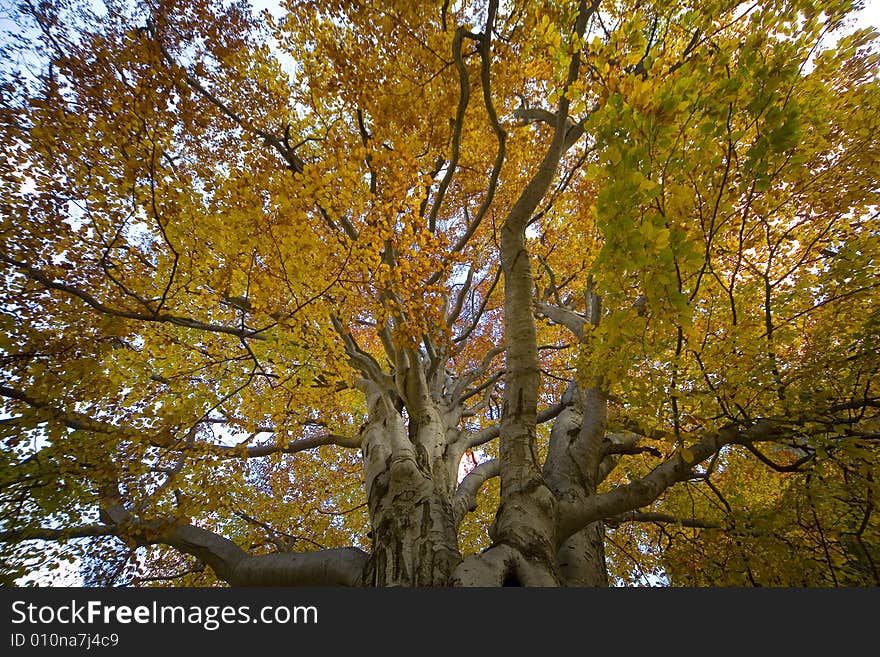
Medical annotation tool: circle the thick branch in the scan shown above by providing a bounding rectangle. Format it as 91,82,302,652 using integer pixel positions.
557,419,786,542
603,440,662,458
535,301,587,338
514,107,560,125
453,459,500,526
492,0,596,567
330,315,392,386
149,522,368,586
1,519,367,586
222,549,368,586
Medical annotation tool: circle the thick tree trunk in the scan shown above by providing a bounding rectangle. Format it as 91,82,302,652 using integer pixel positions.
492,221,560,584
365,470,460,586
543,382,610,586
359,382,461,586
468,1,594,587
556,523,608,586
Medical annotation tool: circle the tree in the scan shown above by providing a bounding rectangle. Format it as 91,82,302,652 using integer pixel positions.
1,0,878,588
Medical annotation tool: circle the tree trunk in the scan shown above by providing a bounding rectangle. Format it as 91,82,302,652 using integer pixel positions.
359,383,461,586
543,384,610,586
365,466,461,586
556,523,609,586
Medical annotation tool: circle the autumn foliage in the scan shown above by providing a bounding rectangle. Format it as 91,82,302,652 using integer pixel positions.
1,0,878,586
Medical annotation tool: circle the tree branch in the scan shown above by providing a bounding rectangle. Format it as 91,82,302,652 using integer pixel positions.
607,511,721,529
1,519,367,586
151,522,368,586
0,385,116,433
2,255,267,340
745,443,814,472
468,400,567,448
0,385,360,459
453,266,502,344
535,301,587,337
603,435,663,458
557,418,787,542
427,27,471,232
212,433,362,459
0,524,115,543
147,19,304,174
447,0,506,252
453,459,500,526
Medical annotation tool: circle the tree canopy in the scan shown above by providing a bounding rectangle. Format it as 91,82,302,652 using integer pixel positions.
1,0,878,587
